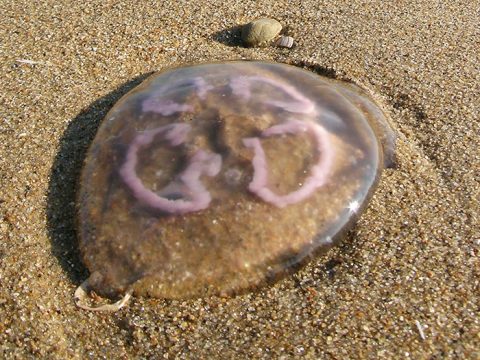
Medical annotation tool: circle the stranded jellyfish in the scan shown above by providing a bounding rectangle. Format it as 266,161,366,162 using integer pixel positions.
75,61,396,310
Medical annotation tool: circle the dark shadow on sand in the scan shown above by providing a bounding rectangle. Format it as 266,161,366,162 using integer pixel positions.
47,72,153,286
211,25,244,47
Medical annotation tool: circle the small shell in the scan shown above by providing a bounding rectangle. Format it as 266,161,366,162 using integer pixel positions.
275,36,294,49
241,18,282,47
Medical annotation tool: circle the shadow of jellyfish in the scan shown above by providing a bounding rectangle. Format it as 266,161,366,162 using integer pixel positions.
46,73,154,286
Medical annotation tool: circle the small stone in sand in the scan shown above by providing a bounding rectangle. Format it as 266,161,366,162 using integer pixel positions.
241,18,282,47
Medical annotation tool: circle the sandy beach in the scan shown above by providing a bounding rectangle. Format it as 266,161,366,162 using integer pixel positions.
1,0,479,358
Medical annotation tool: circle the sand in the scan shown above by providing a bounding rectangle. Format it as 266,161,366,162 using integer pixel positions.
0,0,478,358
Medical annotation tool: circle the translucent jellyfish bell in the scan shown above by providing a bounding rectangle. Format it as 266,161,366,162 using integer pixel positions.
75,61,395,310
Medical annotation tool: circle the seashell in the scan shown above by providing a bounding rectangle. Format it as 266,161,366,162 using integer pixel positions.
275,35,294,48
241,18,282,47
76,61,396,310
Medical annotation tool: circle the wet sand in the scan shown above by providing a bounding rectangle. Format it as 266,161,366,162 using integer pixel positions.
1,0,479,358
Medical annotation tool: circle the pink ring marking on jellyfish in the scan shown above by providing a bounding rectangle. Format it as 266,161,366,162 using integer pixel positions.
142,98,194,116
192,77,213,100
142,76,214,115
119,123,222,214
243,119,334,208
229,75,316,114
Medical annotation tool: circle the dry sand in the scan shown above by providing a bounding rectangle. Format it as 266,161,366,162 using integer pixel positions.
1,0,479,358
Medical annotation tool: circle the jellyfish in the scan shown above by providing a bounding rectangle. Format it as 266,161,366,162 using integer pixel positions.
75,61,396,310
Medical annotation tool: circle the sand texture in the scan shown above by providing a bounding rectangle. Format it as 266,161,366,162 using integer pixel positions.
1,0,479,358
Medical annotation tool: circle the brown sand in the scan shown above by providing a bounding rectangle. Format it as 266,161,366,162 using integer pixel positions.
1,0,478,358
